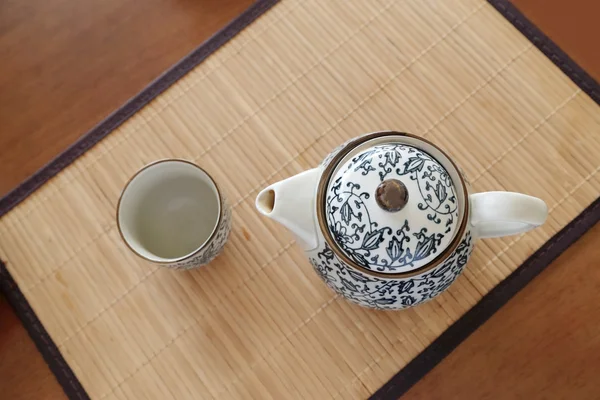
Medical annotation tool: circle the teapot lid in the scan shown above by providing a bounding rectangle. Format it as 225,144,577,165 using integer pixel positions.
321,134,463,275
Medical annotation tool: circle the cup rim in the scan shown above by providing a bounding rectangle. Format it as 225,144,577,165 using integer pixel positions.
116,158,224,264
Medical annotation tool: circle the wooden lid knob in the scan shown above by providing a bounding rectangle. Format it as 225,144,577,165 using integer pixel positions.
375,179,408,212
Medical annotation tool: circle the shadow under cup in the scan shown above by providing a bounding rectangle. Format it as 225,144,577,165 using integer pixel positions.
117,160,221,264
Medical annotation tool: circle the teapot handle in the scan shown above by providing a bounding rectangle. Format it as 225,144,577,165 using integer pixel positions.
469,192,548,239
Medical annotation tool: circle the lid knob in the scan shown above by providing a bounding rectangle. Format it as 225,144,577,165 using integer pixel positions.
375,179,408,212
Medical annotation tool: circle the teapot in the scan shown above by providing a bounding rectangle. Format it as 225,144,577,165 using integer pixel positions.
255,131,548,310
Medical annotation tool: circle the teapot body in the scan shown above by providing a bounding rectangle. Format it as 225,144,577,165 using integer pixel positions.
308,142,476,310
256,131,548,311
306,218,474,310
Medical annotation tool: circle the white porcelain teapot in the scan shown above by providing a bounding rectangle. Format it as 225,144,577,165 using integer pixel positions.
255,131,548,310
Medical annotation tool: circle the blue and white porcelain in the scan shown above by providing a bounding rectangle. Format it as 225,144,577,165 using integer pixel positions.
255,131,548,310
118,159,232,270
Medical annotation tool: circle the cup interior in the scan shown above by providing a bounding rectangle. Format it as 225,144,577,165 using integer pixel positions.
117,160,221,263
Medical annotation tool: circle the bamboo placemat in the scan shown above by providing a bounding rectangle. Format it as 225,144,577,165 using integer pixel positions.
1,0,599,399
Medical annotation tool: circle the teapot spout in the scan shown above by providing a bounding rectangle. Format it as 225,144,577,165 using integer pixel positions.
255,168,321,251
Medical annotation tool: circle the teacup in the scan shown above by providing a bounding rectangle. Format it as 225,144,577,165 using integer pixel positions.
117,159,231,269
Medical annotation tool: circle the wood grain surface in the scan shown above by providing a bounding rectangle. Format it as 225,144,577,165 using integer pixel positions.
0,296,64,400
510,0,600,82
0,0,597,399
0,0,252,197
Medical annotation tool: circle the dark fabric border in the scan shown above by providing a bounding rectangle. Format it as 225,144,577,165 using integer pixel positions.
0,1,279,399
0,0,598,399
0,262,90,400
372,0,600,398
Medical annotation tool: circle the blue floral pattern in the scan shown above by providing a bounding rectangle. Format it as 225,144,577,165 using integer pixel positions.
325,144,459,274
308,231,473,310
301,133,476,309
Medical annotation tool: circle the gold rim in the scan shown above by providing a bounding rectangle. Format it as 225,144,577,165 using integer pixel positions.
316,131,470,279
116,158,224,265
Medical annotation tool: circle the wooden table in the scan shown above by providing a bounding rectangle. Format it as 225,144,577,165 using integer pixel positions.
0,0,598,398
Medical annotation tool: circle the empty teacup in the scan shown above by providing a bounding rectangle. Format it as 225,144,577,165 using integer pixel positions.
117,159,231,269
